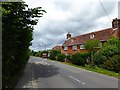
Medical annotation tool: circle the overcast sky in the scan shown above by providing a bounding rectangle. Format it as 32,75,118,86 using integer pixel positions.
24,0,119,51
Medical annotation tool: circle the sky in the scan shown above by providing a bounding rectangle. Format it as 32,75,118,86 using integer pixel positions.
23,0,119,51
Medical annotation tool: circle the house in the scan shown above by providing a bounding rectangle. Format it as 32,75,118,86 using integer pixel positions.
61,18,119,55
52,45,62,51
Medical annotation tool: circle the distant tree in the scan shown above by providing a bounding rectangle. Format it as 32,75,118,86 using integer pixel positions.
2,2,46,88
49,50,61,60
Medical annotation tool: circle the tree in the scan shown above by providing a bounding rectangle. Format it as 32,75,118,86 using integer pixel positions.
84,40,100,66
2,2,46,88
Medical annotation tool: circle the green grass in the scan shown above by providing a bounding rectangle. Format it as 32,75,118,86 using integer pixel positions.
47,59,119,78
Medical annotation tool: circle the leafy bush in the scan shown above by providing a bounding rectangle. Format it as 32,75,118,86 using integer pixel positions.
57,53,66,62
93,51,107,67
71,53,89,66
49,50,61,60
35,52,41,57
102,55,120,73
101,45,119,58
93,37,119,72
66,55,72,62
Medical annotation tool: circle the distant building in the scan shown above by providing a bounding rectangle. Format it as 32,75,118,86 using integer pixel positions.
52,46,62,51
61,18,119,55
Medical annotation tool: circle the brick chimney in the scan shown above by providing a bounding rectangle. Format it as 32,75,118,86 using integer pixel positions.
112,18,120,29
67,32,71,39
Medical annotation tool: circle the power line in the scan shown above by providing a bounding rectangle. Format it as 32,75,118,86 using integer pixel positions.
99,0,112,22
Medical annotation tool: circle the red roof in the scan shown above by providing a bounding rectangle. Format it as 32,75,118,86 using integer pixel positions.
52,46,62,51
63,28,118,46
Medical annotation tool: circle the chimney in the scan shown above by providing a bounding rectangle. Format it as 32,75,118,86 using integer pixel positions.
112,18,120,29
67,32,71,39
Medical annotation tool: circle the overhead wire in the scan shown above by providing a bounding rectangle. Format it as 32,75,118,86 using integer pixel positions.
99,0,112,23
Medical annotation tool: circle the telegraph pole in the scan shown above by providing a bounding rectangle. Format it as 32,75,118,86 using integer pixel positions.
118,1,120,38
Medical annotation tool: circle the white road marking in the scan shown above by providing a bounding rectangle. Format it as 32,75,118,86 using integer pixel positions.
68,75,85,85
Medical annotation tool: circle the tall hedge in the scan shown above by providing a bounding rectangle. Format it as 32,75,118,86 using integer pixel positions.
2,2,46,88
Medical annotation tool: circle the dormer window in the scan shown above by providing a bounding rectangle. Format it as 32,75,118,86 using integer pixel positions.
90,34,94,39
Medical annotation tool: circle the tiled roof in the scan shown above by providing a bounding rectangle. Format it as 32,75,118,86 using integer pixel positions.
63,28,118,46
52,46,62,51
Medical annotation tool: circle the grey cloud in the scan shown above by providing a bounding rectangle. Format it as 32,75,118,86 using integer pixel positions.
29,1,117,51
54,1,72,11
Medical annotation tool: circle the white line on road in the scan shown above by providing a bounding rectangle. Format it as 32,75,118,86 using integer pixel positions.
68,75,85,85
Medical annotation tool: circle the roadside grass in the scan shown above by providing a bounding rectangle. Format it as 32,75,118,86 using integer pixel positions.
47,59,119,78
62,62,119,78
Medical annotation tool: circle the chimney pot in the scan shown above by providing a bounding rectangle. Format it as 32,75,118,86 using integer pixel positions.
67,32,71,39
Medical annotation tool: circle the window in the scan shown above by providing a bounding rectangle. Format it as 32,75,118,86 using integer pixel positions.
90,34,94,39
72,45,77,50
80,45,85,49
64,46,68,50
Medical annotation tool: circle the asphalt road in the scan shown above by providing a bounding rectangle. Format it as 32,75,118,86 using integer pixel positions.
15,56,118,88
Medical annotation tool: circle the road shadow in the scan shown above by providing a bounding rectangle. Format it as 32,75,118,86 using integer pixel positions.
30,62,59,78
15,61,59,88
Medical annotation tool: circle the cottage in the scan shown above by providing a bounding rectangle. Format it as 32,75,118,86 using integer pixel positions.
61,18,119,55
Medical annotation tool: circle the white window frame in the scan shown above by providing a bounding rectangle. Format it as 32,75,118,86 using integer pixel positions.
90,34,94,39
72,45,77,50
80,44,85,49
64,46,68,50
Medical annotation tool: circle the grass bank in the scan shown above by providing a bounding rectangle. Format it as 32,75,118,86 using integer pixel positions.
48,59,119,78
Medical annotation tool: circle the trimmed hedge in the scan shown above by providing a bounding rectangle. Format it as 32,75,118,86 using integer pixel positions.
57,53,66,62
71,53,90,66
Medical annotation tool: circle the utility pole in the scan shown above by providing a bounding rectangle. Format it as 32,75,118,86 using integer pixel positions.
45,44,46,51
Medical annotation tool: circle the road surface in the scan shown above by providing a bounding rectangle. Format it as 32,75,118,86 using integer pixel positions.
15,56,118,88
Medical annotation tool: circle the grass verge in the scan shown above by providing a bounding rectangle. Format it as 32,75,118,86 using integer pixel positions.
48,59,119,78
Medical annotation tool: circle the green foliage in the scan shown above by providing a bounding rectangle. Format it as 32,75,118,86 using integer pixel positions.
49,50,61,60
71,53,89,66
93,37,119,73
2,2,46,88
66,55,72,62
93,51,107,67
102,55,120,73
57,53,66,62
101,45,119,58
105,37,119,46
85,40,100,53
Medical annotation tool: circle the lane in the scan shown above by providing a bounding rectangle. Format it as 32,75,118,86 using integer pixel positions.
15,56,118,88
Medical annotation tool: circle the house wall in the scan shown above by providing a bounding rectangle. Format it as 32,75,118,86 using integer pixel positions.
61,45,87,55
61,41,106,55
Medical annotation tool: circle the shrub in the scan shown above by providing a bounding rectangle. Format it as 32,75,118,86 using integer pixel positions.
57,53,66,62
101,45,119,58
71,53,89,66
93,51,107,67
103,55,120,73
49,50,61,60
66,55,72,62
